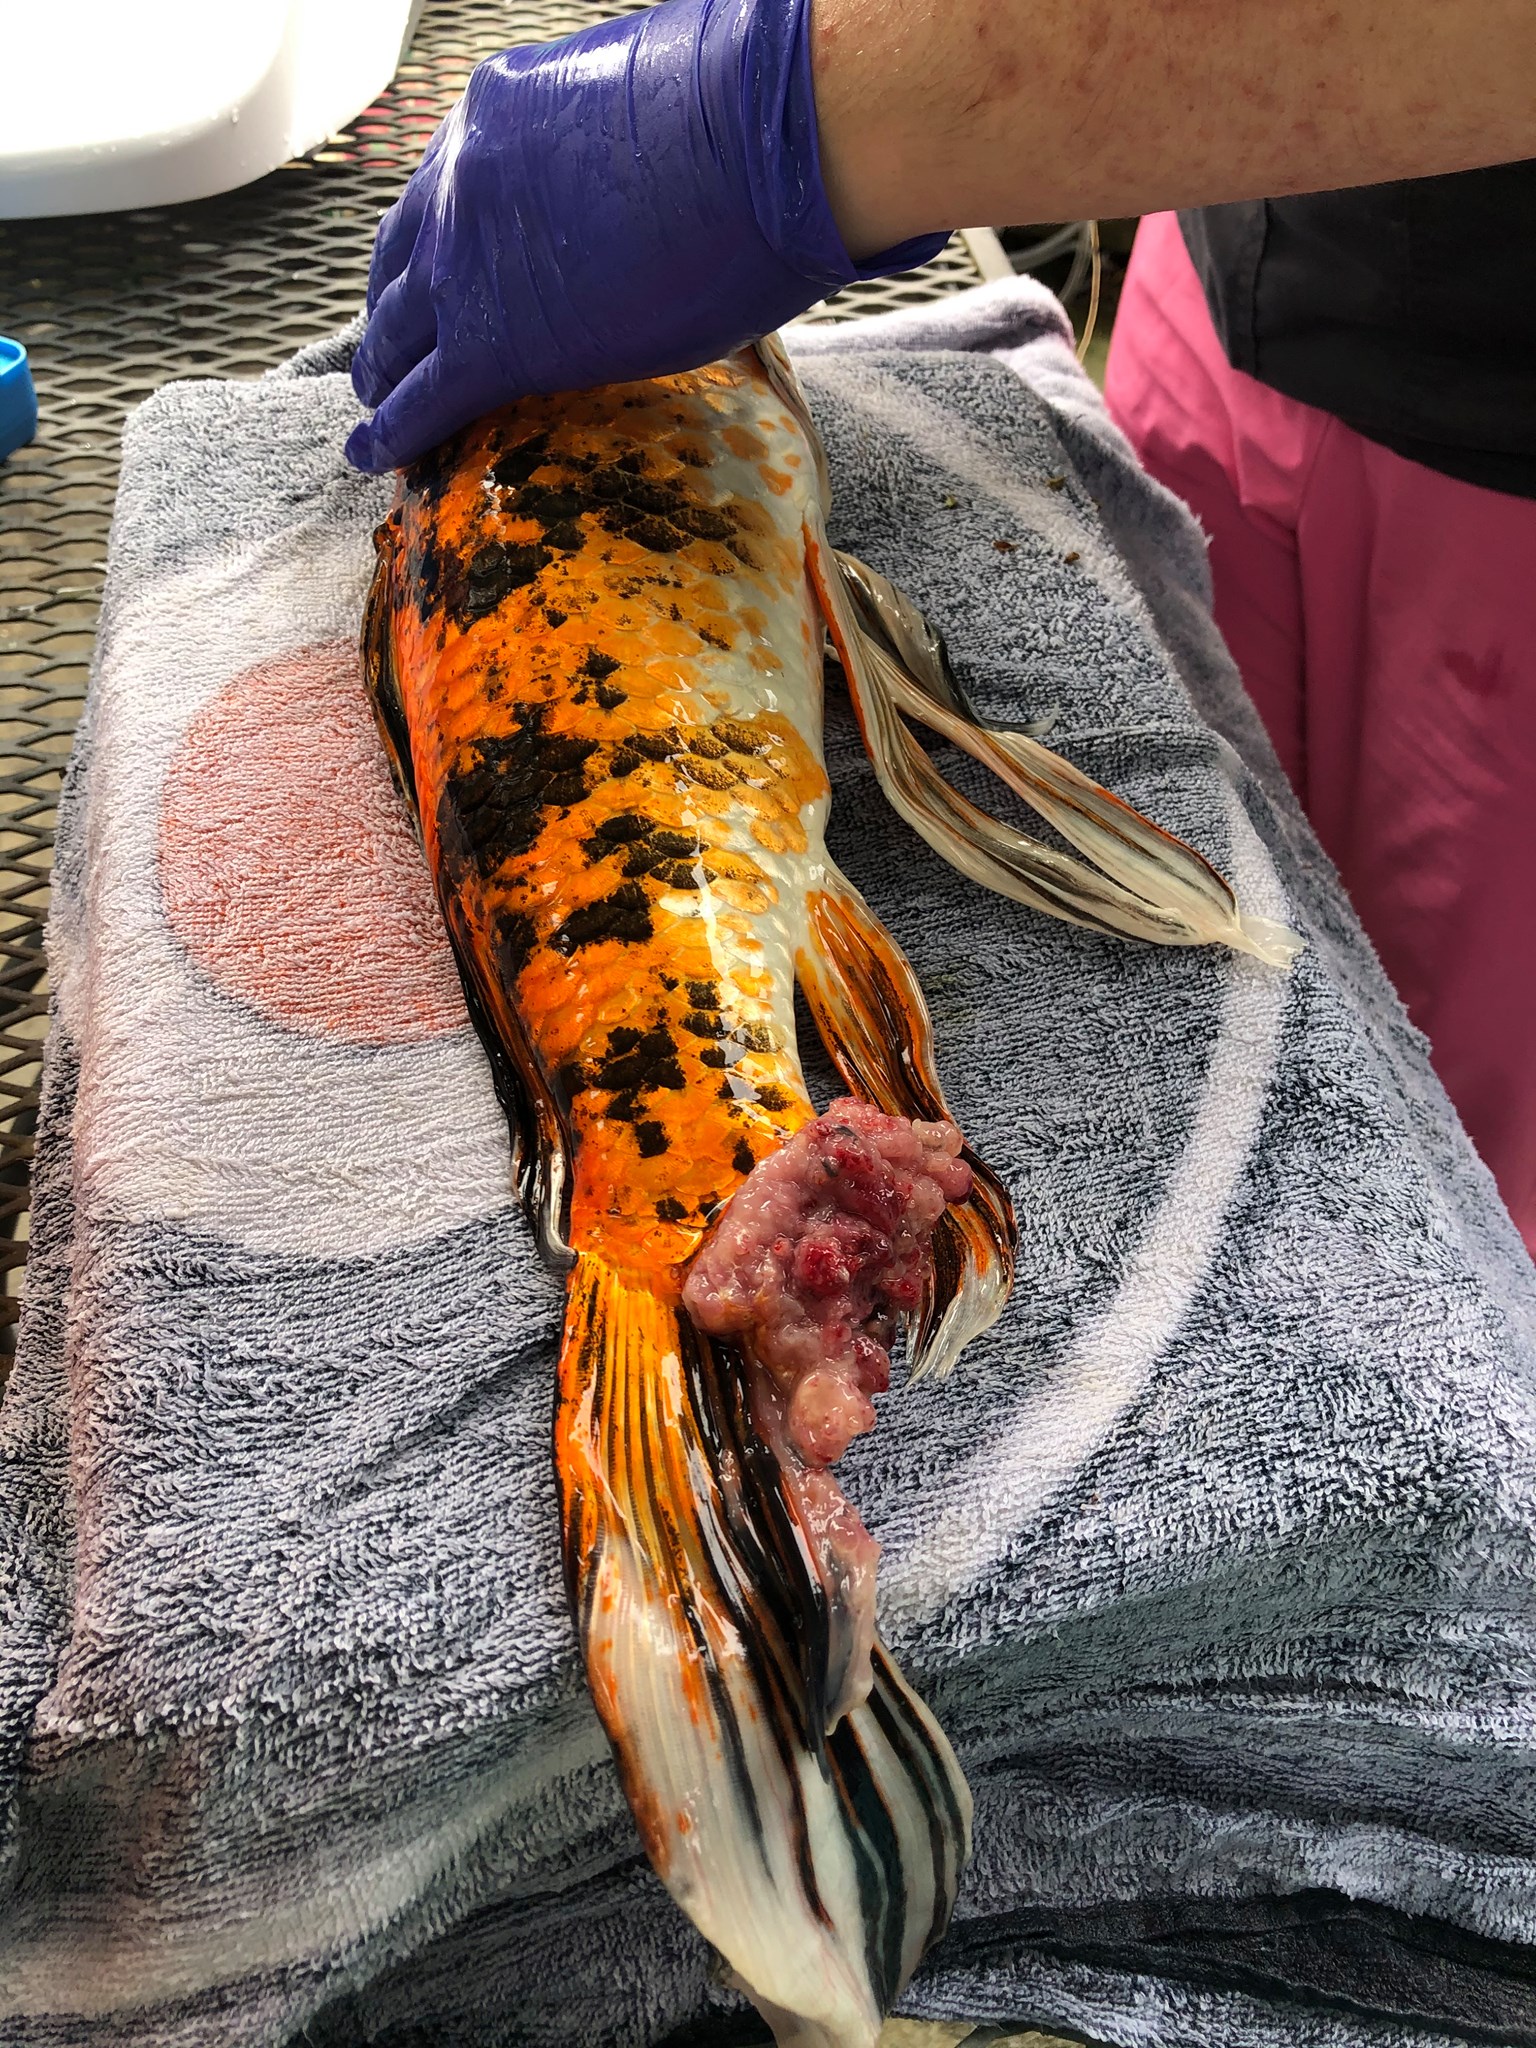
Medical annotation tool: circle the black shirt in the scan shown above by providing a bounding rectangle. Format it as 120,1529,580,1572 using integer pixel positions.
1179,162,1536,500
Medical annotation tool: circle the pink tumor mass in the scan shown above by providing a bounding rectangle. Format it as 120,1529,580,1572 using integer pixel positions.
682,1097,971,1723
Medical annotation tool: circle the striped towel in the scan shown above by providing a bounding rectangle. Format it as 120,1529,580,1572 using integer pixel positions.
2,279,1534,2048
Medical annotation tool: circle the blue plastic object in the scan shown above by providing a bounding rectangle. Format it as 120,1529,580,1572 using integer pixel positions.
0,338,38,462
345,0,947,473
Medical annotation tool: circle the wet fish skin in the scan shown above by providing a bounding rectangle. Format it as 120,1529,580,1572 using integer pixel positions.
363,347,994,2048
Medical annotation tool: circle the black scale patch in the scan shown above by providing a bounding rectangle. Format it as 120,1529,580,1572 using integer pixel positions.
583,810,713,890
446,700,599,867
551,882,653,955
406,429,756,635
477,438,759,595
571,1022,689,1145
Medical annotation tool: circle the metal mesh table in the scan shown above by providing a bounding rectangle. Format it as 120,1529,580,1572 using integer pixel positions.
0,0,998,1360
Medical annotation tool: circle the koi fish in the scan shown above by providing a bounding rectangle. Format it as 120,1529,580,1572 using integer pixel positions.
361,337,1298,2048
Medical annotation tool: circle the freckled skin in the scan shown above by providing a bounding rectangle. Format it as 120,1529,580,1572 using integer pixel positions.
811,0,1536,260
381,354,830,1288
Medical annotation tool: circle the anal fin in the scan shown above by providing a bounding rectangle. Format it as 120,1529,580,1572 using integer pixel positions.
797,880,1016,1381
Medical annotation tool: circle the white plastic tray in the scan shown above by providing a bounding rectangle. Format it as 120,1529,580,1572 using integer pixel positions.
0,0,421,218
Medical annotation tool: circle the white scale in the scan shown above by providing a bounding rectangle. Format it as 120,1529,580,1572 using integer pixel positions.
0,0,423,218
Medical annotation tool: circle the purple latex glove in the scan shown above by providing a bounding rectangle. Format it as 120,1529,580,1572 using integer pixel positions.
345,0,948,472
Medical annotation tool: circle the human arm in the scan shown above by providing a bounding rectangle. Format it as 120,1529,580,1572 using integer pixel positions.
346,0,1536,473
815,0,1536,257
346,0,944,471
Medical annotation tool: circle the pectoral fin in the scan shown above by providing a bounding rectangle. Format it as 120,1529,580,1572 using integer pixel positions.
819,540,1301,964
752,333,1299,967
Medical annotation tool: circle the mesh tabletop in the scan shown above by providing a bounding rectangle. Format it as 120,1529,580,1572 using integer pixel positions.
0,0,994,1359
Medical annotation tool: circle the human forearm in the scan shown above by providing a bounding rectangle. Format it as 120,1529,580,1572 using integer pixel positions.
349,0,1536,464
812,0,1536,257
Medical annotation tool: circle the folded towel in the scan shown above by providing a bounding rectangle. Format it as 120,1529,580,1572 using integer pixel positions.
2,276,1534,2048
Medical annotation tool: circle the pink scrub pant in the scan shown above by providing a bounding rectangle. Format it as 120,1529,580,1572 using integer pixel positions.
1105,211,1536,1256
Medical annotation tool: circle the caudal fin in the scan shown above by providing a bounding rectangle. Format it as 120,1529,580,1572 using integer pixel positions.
558,1254,970,2048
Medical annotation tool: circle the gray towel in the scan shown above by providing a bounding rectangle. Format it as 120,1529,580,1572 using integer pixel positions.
2,276,1534,2048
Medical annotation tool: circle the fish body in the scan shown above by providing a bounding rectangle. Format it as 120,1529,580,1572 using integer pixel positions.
373,353,832,1275
366,348,996,2046
363,341,1299,2047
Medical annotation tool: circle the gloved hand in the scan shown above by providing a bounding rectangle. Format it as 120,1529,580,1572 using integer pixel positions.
344,0,949,472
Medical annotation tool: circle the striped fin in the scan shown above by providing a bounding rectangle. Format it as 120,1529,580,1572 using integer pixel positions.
559,1255,971,2048
752,336,1300,968
797,879,1016,1381
818,539,1301,965
360,521,576,1269
830,550,1302,963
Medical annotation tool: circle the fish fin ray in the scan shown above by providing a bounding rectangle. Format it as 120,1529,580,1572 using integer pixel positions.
361,515,420,815
559,1256,969,2047
439,902,576,1271
807,537,1301,965
797,881,1016,1382
753,334,831,510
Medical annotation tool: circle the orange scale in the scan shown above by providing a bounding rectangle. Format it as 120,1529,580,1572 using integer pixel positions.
638,618,704,659
586,610,651,648
606,699,672,740
749,813,809,856
680,545,733,581
627,1217,697,1277
590,537,657,572
726,965,776,1002
708,878,776,916
570,802,635,850
639,658,705,696
658,952,724,1004
730,498,775,537
492,508,544,540
729,778,782,819
722,425,769,463
675,778,736,816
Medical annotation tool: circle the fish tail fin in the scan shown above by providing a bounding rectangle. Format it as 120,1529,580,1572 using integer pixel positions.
797,879,1016,1382
803,529,1300,966
558,1254,970,2048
